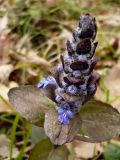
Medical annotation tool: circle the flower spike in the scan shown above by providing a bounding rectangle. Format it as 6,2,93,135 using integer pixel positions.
38,14,99,125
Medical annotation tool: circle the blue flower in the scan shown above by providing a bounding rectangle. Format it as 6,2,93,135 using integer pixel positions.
37,76,57,89
58,105,74,125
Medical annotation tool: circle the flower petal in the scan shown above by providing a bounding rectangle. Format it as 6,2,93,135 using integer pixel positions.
63,113,70,125
58,115,64,123
66,110,74,119
37,76,57,89
58,108,65,114
37,78,47,88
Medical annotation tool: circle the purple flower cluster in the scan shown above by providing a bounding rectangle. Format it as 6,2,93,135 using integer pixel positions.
58,104,74,125
37,14,99,125
37,76,57,89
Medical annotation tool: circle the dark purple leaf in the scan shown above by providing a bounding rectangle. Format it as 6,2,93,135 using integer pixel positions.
29,138,69,160
8,86,56,127
78,99,120,142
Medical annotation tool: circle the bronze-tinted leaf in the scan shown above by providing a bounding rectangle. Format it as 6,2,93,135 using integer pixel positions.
8,86,56,127
29,138,69,160
44,109,81,145
78,99,120,142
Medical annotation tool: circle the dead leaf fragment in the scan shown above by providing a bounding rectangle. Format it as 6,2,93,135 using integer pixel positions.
0,134,19,159
95,62,120,112
0,64,13,82
74,141,102,159
105,62,120,98
98,13,120,27
105,62,120,111
0,83,18,112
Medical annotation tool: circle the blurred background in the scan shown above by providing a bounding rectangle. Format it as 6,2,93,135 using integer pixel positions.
0,0,120,159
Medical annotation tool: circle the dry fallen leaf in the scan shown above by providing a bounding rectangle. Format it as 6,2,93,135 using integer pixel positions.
98,13,120,27
27,50,51,67
74,141,103,159
0,35,10,64
0,65,13,82
105,63,120,97
11,34,51,67
0,96,11,112
0,134,19,159
0,83,9,100
0,15,8,32
0,82,18,112
96,62,120,112
105,62,120,111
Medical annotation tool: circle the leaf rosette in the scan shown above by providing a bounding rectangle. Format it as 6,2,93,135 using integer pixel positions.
8,86,120,145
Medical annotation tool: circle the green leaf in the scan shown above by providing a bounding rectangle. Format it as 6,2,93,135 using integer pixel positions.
31,126,47,145
8,86,56,127
44,109,82,145
103,143,120,160
29,138,69,160
78,99,120,142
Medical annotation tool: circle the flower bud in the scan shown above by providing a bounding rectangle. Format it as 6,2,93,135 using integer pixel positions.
66,85,78,95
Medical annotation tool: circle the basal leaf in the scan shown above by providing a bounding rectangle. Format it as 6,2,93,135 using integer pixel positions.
8,86,56,127
44,109,81,145
78,99,120,142
29,138,69,160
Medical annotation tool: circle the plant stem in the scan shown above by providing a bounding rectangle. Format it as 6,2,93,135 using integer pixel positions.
69,142,75,160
